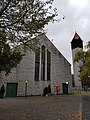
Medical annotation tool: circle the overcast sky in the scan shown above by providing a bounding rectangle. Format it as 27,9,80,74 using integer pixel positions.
45,0,90,72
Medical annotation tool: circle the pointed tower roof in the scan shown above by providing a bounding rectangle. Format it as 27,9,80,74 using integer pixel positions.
71,32,83,50
73,32,80,39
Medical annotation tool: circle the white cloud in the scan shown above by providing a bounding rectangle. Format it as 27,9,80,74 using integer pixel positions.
69,0,88,8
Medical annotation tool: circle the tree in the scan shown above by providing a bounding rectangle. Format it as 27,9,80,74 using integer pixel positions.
0,0,57,75
0,44,23,75
74,42,90,86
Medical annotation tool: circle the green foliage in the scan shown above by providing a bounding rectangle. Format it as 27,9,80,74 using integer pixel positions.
0,0,57,74
48,84,51,93
0,0,57,46
43,87,49,96
74,42,90,86
0,42,23,75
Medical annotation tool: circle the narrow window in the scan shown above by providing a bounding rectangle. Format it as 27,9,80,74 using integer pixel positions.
41,45,45,80
47,50,51,80
34,48,40,81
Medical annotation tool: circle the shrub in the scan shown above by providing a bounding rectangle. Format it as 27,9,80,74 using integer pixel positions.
43,84,51,96
43,87,49,96
48,84,51,93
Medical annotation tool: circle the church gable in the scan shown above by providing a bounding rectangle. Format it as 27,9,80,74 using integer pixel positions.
0,34,72,96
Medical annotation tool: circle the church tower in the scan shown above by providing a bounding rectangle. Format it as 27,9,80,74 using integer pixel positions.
71,32,83,88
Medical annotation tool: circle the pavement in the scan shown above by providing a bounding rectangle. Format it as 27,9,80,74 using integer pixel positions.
0,94,89,120
82,95,90,120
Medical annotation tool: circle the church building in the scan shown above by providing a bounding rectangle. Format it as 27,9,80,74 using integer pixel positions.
0,34,72,97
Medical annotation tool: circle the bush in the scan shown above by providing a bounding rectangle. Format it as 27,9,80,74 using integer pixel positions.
43,87,49,96
48,84,51,93
43,84,51,96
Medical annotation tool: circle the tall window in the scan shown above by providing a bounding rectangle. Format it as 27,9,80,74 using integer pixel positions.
41,45,45,80
47,50,51,80
34,48,40,81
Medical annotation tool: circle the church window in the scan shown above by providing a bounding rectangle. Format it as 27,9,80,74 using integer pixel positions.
41,45,45,80
34,48,40,81
47,49,51,80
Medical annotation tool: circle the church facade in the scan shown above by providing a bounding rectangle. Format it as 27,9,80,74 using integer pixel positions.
0,34,72,97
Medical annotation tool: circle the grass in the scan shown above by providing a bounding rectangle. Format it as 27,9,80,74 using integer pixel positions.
73,90,90,95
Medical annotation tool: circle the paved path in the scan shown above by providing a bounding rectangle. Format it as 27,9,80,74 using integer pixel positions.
0,95,82,120
82,95,90,120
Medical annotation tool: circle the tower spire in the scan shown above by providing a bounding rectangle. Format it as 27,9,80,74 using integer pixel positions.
71,32,83,50
73,32,80,39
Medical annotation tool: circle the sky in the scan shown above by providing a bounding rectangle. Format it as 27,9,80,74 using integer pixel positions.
45,0,90,73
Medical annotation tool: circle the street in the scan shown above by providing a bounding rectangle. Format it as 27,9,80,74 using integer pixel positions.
0,95,90,120
82,95,90,120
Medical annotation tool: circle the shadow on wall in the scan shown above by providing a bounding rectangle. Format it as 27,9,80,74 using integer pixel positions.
0,85,5,98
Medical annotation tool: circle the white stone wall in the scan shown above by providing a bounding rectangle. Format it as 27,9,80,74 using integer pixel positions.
72,48,82,87
0,34,72,96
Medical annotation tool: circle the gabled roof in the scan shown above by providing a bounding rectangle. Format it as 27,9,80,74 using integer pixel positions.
40,34,71,66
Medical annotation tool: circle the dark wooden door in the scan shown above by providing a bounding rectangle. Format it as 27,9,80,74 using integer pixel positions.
6,83,18,97
62,83,68,94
